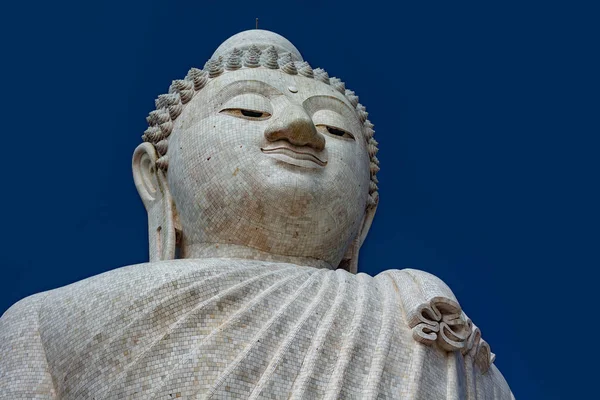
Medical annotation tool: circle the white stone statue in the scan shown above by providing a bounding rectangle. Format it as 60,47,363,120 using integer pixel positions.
0,30,514,399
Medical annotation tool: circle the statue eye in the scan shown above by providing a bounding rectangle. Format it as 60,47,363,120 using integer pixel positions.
220,108,271,120
317,124,355,140
241,109,264,118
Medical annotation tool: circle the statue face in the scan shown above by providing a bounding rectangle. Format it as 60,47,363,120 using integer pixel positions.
167,68,370,266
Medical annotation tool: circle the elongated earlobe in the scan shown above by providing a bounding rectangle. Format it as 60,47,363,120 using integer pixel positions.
132,142,177,261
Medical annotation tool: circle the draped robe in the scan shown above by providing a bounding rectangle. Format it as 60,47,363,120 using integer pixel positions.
0,259,513,399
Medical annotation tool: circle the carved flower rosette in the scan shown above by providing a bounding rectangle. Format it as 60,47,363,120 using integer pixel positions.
390,269,495,373
410,297,469,351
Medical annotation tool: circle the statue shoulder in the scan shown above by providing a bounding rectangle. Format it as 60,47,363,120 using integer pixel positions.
1,289,62,332
2,290,47,319
0,291,58,398
374,268,496,374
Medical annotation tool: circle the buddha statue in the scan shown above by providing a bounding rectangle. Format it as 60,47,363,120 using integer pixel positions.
0,30,514,399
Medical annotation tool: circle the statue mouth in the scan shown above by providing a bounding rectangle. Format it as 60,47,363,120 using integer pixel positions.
261,144,327,168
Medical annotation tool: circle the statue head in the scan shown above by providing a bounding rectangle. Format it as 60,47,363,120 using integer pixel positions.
132,30,379,273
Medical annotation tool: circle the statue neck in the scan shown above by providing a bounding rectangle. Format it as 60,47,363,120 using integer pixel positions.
181,242,334,270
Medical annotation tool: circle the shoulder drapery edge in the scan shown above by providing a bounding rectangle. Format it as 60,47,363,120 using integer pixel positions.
378,268,494,374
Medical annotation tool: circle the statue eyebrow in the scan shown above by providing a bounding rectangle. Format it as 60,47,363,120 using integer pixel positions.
303,95,360,122
216,79,282,98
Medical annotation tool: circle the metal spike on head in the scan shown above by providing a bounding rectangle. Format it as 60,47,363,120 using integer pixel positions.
212,30,303,62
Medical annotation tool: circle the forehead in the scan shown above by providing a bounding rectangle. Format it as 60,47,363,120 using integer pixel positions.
196,68,357,113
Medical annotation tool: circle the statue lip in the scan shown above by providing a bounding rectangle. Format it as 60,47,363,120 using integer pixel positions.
261,144,327,168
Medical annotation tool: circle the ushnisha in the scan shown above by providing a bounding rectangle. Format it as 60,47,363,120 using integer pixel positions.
0,30,514,399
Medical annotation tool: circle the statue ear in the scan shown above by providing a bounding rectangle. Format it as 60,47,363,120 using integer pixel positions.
132,142,177,262
338,202,378,274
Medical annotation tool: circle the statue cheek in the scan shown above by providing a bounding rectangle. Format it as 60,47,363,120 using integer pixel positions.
330,145,370,189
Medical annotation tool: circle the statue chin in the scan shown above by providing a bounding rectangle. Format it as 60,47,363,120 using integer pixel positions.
176,191,361,267
0,29,514,399
168,150,366,267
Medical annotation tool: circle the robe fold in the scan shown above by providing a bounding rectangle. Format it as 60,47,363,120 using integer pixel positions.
1,259,513,399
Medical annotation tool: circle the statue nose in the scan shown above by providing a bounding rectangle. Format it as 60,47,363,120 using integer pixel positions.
264,105,325,151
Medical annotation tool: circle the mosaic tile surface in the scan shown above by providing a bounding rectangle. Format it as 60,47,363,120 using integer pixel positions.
1,259,512,399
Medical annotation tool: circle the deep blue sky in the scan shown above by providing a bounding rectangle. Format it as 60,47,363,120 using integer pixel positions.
1,1,597,398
